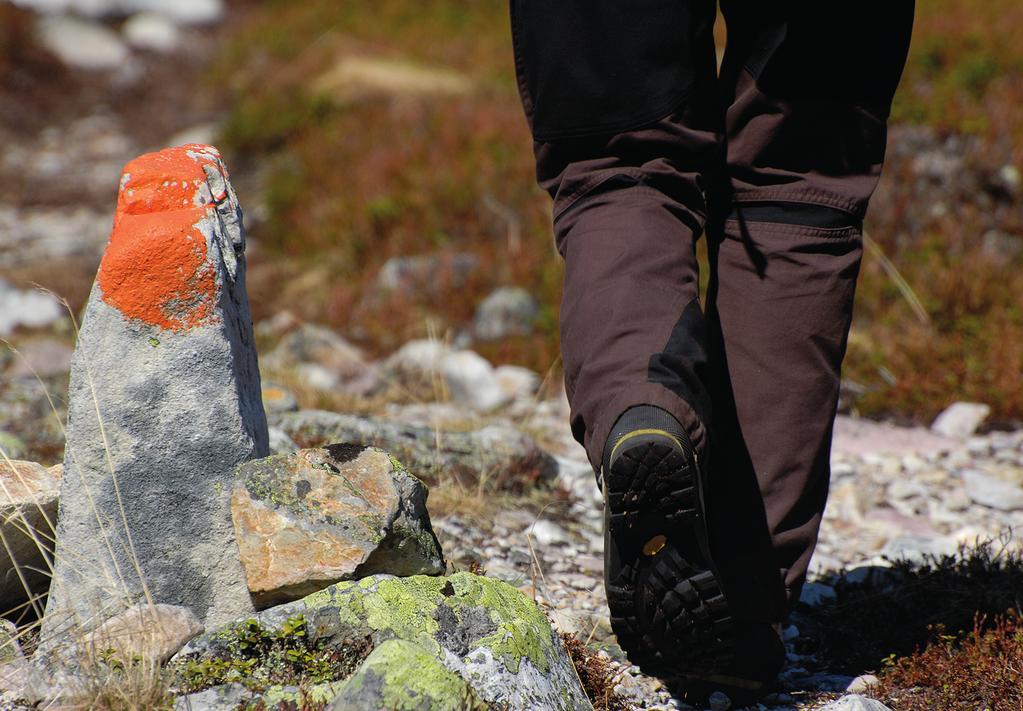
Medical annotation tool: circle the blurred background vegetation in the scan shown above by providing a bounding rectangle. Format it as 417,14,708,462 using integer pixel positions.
211,0,1023,425
3,0,1022,424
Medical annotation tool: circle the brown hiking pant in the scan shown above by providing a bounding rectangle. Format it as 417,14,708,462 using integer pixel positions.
511,0,914,621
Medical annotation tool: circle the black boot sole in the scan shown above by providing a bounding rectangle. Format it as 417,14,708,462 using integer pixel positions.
603,432,735,679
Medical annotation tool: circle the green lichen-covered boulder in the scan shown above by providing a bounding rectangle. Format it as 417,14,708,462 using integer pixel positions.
329,640,487,711
232,445,445,607
177,573,591,711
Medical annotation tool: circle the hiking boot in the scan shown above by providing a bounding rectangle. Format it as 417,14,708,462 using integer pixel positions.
601,405,734,681
671,620,786,705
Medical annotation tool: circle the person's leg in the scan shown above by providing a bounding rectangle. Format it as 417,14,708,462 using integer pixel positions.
510,0,737,679
708,0,915,612
510,0,719,472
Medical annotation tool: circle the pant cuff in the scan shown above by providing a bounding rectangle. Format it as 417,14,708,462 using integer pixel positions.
586,381,709,476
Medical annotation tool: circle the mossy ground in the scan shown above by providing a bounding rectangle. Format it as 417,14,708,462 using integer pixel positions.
174,614,373,695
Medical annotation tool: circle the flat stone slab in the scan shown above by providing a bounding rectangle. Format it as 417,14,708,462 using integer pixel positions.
273,410,557,492
832,415,958,457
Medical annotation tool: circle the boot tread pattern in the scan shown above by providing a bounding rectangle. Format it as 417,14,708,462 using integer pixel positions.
604,437,734,678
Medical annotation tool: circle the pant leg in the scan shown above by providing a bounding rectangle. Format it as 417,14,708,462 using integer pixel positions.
707,0,915,611
510,0,720,472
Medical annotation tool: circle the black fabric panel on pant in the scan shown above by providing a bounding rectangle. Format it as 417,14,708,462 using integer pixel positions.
728,202,863,230
648,298,712,428
510,0,714,141
722,0,915,116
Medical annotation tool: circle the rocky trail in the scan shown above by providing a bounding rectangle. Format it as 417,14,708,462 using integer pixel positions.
409,391,1023,710
2,2,1022,709
4,299,1022,709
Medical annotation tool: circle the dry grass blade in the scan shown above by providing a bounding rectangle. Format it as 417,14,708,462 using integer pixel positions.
862,232,931,327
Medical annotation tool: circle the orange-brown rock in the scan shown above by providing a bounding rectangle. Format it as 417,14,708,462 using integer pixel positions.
231,445,444,607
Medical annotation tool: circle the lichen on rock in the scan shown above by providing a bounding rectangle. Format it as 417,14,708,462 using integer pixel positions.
178,573,590,710
329,639,488,711
231,445,445,607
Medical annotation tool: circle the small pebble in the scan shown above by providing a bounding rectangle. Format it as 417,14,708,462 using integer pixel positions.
847,673,879,693
708,690,731,711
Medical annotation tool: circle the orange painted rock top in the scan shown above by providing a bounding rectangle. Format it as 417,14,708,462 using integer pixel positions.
97,144,229,332
115,144,227,218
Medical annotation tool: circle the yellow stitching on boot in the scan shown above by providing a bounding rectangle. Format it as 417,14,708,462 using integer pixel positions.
609,428,685,464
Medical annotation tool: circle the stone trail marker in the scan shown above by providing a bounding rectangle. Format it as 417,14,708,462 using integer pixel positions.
41,145,268,644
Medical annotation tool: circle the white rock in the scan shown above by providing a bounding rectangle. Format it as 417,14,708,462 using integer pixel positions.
382,339,450,380
315,57,473,104
1000,164,1021,191
881,534,959,563
0,658,33,701
0,280,64,336
294,361,339,391
266,426,298,455
0,620,22,665
263,323,378,395
833,415,957,457
887,478,927,500
554,455,602,508
122,12,179,52
0,207,112,267
87,604,203,663
130,0,222,24
530,519,570,546
817,694,893,711
495,364,541,402
966,436,991,455
839,563,895,587
12,0,114,16
474,287,539,340
931,402,991,438
962,469,1023,511
440,350,509,411
941,487,972,512
36,15,130,71
173,683,251,711
15,0,223,23
846,674,880,694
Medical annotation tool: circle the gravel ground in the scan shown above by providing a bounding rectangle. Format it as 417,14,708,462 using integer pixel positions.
432,399,1023,711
